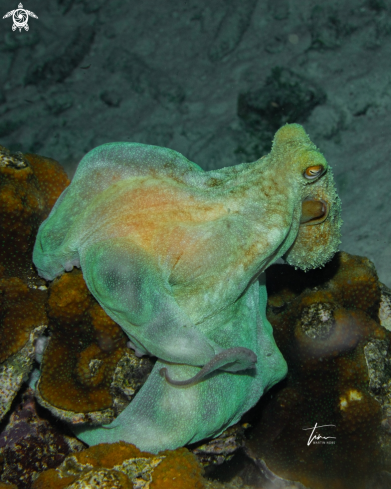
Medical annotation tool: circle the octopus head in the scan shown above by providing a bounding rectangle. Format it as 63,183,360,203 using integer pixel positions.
272,124,342,271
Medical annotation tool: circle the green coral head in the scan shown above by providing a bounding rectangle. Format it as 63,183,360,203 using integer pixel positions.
273,124,342,271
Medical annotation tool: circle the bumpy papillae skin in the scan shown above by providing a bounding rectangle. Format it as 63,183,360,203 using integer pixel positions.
33,124,342,453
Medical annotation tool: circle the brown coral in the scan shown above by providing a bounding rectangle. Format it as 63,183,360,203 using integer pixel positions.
37,269,129,414
0,277,46,364
35,267,154,422
0,146,69,422
244,251,389,489
0,145,69,277
32,442,206,489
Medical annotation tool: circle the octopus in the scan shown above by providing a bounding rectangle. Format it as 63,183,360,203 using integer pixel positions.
33,124,342,453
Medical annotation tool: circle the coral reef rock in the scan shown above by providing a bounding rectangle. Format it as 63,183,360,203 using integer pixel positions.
0,146,69,422
243,251,391,489
31,441,206,489
0,389,84,489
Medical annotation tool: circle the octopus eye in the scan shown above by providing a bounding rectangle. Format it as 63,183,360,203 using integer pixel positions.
304,165,325,180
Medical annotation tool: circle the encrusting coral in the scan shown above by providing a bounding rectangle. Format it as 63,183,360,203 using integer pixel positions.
0,146,69,421
33,123,341,453
244,251,391,489
39,270,127,413
0,145,69,276
31,441,206,489
36,269,153,422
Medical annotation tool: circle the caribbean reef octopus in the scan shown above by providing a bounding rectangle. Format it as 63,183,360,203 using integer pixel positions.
33,123,342,453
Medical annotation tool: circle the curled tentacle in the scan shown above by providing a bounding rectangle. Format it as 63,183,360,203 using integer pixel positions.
160,346,257,387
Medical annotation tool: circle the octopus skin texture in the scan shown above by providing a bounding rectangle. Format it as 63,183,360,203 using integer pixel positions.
33,123,342,453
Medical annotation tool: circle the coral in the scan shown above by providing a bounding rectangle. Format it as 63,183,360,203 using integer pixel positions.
0,145,69,276
38,270,127,413
244,251,390,489
31,442,206,489
0,146,69,421
0,389,85,489
33,124,340,452
0,277,46,365
151,448,205,489
35,269,153,422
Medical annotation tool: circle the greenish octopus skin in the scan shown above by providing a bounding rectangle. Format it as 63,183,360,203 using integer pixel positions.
33,124,342,453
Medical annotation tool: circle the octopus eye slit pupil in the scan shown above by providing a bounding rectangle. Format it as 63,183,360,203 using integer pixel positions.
304,165,324,180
